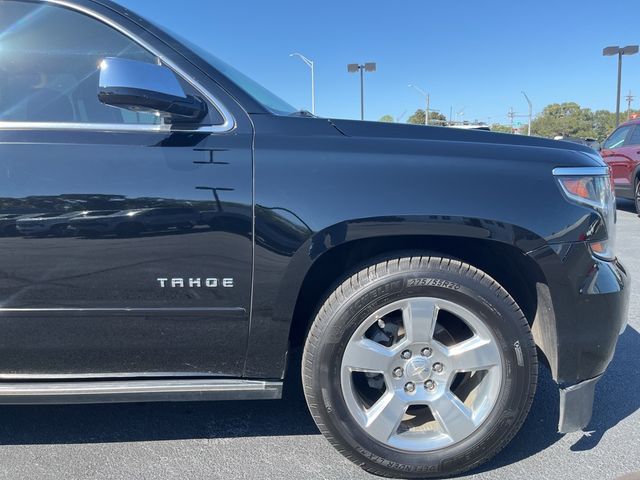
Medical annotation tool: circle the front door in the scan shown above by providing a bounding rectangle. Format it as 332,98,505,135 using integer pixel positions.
0,0,253,378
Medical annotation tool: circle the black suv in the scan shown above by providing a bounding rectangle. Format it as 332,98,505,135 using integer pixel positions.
0,1,630,477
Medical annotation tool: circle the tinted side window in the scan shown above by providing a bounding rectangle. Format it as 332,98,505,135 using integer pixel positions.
626,126,640,147
0,1,221,126
603,125,632,149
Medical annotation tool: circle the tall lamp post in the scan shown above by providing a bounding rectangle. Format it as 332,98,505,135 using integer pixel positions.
348,62,376,120
603,45,639,126
408,84,430,125
290,53,315,115
521,91,533,136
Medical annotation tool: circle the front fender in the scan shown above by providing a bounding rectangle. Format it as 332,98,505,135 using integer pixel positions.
244,214,546,378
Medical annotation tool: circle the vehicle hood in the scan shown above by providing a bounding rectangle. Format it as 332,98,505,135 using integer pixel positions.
71,212,142,221
18,216,68,224
329,119,595,154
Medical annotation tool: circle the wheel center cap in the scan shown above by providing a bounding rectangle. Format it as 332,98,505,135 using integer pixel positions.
405,356,431,382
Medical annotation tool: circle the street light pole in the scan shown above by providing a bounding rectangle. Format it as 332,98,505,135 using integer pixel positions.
348,63,377,121
360,67,364,121
290,53,315,115
311,61,315,115
521,91,533,136
603,45,639,126
426,94,430,126
408,84,430,125
616,50,623,125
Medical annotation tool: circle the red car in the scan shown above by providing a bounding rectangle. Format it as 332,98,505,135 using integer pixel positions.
601,118,640,212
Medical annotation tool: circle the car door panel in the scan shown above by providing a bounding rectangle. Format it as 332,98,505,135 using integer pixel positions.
0,128,254,377
607,146,635,192
601,124,635,198
0,0,255,378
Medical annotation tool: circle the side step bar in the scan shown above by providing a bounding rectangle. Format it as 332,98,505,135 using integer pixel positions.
0,379,282,405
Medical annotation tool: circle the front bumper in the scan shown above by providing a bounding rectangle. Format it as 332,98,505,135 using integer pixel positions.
17,226,48,235
528,242,630,432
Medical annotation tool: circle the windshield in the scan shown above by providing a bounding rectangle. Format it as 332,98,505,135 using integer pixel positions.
172,34,298,116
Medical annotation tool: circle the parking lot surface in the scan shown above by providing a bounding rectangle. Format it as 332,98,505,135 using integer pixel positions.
0,201,637,480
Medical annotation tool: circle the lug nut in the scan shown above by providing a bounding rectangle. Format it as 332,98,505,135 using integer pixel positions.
404,382,416,393
421,347,432,357
433,363,444,373
401,350,412,359
392,367,404,378
424,380,436,391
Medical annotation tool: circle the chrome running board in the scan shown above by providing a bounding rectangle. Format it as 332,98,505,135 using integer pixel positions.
0,379,282,405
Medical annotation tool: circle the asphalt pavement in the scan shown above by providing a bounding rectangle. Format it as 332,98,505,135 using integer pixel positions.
0,201,637,480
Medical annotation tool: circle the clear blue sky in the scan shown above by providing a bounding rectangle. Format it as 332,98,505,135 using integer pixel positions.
118,0,640,124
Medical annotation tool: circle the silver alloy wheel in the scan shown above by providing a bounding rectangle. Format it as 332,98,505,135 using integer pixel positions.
635,181,640,213
340,297,503,452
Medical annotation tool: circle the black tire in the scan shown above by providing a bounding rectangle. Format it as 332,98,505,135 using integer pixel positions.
635,177,640,215
302,255,537,478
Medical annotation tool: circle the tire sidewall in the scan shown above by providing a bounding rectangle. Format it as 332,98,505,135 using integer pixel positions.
308,264,535,476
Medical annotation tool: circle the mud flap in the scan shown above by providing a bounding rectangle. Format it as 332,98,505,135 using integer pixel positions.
558,375,601,434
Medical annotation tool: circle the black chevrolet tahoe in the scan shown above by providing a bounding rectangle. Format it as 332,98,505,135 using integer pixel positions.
0,1,631,477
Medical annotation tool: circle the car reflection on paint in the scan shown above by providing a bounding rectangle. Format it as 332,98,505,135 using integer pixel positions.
69,207,201,236
0,214,42,236
16,210,120,237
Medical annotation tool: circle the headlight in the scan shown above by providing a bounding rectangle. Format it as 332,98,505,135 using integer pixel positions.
553,166,617,261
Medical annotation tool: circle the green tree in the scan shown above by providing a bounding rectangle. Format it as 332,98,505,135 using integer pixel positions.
490,124,512,134
378,115,395,123
529,102,596,139
429,111,448,125
593,110,617,142
407,109,447,125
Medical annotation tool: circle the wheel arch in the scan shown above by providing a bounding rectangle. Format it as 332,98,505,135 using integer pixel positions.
278,216,554,373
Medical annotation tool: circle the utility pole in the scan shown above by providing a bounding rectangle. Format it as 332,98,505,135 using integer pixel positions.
449,106,453,126
625,90,635,120
508,107,515,133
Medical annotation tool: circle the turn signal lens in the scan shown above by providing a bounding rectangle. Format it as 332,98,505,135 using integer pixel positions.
590,241,608,255
561,178,593,201
554,168,617,261
557,176,606,208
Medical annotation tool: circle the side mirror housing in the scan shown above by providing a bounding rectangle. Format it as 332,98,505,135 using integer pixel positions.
98,57,207,123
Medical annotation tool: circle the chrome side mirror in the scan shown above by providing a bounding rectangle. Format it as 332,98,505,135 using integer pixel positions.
98,57,207,122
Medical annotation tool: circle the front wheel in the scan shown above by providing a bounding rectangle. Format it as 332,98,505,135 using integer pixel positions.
635,178,640,214
302,255,537,478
